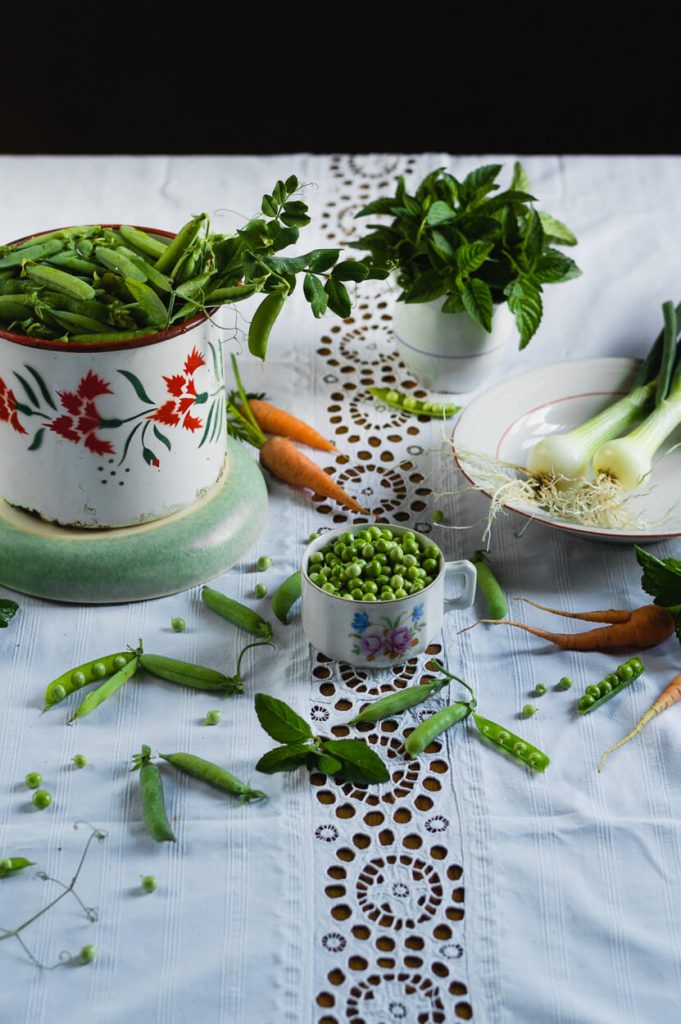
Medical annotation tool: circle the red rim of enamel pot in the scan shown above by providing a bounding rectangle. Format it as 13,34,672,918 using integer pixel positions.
0,225,214,354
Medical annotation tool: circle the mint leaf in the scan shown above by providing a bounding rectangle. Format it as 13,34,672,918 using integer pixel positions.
426,201,456,227
254,694,313,744
522,209,544,265
535,249,582,284
442,293,465,314
538,211,577,246
635,546,681,609
0,599,19,628
455,241,494,277
402,270,447,304
511,161,531,193
428,230,456,262
355,197,399,217
507,279,543,349
256,743,313,774
322,739,390,785
461,278,493,332
303,274,328,318
461,164,502,200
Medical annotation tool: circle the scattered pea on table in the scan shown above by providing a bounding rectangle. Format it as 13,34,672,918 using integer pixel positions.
72,754,87,768
522,704,538,718
79,945,96,964
204,710,221,726
141,875,157,893
254,583,268,599
171,617,186,633
32,789,52,810
25,772,42,789
256,556,272,571
534,684,548,697
556,676,573,690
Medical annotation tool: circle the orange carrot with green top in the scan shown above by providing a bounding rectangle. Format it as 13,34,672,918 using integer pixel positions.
598,672,681,771
238,399,337,452
228,356,366,514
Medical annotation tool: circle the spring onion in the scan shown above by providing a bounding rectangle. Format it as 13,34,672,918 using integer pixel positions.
593,302,681,489
528,302,681,486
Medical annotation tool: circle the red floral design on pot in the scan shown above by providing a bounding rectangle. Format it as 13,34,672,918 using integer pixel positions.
48,370,115,456
0,377,27,435
149,346,207,434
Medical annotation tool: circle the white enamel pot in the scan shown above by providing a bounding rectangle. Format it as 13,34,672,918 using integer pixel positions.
301,525,476,668
0,226,226,528
393,298,515,393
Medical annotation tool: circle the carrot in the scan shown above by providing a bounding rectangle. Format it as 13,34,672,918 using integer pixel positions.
260,436,367,514
516,598,632,624
238,400,337,453
598,672,681,771
483,603,675,652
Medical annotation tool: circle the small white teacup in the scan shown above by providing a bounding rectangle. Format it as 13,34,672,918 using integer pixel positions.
301,524,476,668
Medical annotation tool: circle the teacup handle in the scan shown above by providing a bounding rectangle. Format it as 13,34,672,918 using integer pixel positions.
443,560,477,612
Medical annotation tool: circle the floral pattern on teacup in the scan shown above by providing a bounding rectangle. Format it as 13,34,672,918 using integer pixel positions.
350,604,425,661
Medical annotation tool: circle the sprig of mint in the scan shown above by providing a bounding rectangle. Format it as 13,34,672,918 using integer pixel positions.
350,162,580,349
635,546,681,642
254,694,389,785
0,599,19,629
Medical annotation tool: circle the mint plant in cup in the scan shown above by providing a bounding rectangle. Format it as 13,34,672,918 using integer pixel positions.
352,163,581,392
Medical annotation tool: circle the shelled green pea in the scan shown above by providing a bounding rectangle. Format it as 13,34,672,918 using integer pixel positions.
305,527,442,602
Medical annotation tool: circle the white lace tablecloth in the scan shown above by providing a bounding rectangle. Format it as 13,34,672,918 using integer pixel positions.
1,154,681,1024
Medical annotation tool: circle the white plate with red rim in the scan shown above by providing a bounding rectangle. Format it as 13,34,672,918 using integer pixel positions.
452,357,681,543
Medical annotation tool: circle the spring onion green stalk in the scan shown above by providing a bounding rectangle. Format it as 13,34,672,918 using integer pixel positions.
528,301,681,487
593,303,681,489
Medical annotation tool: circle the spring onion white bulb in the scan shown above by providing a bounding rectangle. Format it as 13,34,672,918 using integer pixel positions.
527,381,656,486
593,383,681,489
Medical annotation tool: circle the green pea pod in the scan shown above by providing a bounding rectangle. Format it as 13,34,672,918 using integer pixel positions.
48,308,111,335
95,246,147,282
44,650,136,708
0,857,35,878
473,713,550,772
116,247,172,294
68,328,156,344
131,745,176,842
248,289,287,362
160,752,266,802
123,278,169,327
174,272,214,302
154,214,207,275
140,653,243,694
24,263,95,301
0,299,33,323
368,386,460,419
350,676,449,724
119,224,169,259
40,291,114,323
69,645,142,721
0,238,65,269
48,252,102,276
404,700,475,758
272,571,302,625
201,586,273,640
470,550,507,620
577,657,644,714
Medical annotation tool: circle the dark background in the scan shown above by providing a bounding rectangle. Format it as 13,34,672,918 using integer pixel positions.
1,14,672,155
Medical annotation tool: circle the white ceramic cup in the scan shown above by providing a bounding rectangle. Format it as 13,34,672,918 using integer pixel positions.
392,299,514,393
301,525,476,668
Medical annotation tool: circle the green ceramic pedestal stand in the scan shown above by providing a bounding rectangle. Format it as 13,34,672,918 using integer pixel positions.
0,438,267,604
